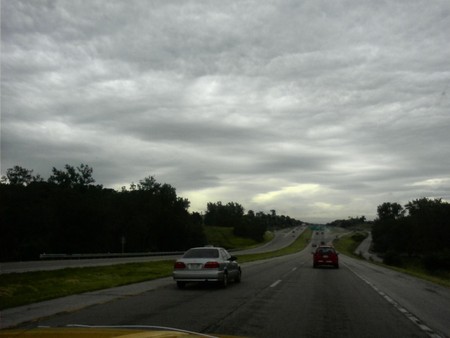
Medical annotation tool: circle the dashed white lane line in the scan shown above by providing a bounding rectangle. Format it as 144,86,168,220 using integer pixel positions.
270,266,299,288
343,262,442,338
270,280,282,288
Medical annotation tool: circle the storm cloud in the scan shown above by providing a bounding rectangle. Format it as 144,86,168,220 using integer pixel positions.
2,0,450,222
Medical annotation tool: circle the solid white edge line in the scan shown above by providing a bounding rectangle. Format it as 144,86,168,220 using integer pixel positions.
342,262,442,338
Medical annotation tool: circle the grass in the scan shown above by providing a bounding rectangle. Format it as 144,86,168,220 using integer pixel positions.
0,261,174,310
334,231,450,289
383,260,450,288
0,228,309,310
333,231,368,258
203,226,274,249
238,227,312,263
3,228,448,310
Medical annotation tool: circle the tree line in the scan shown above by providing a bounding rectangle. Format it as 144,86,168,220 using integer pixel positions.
0,165,302,262
0,164,205,261
372,198,450,272
326,216,368,228
204,202,304,242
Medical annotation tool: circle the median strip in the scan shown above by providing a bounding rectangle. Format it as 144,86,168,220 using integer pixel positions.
0,228,312,310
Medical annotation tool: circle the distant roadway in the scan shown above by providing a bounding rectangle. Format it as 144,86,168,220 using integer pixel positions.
15,229,450,337
0,227,304,274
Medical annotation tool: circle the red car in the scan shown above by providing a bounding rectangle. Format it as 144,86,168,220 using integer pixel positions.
313,245,339,268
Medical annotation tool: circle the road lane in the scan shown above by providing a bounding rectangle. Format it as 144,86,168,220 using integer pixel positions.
26,249,435,337
234,226,305,255
0,228,304,274
205,252,430,337
341,254,450,337
353,231,382,262
0,255,181,274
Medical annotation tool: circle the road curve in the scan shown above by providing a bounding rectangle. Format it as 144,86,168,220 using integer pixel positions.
0,228,304,274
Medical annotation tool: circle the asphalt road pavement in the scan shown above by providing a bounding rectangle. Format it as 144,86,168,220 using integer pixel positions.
0,228,303,274
0,255,182,274
3,228,449,337
12,244,449,337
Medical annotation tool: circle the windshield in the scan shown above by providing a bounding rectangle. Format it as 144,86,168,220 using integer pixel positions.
183,249,219,259
1,1,449,337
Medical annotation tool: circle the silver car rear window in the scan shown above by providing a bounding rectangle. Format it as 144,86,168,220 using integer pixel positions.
183,248,219,258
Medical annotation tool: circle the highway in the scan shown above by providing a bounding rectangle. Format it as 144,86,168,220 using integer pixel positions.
0,254,179,274
15,230,450,337
0,227,304,274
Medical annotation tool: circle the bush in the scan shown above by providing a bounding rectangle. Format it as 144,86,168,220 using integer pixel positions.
422,250,450,272
383,251,403,267
351,232,367,243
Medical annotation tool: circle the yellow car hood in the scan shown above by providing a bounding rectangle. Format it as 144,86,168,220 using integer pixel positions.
0,327,246,338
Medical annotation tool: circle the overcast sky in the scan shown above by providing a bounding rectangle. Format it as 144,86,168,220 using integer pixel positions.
1,0,449,223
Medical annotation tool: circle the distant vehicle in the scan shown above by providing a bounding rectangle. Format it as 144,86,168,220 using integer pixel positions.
312,243,317,247
173,246,241,289
313,245,339,269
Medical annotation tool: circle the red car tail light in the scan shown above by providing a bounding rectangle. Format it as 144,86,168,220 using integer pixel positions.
174,262,186,269
204,261,220,269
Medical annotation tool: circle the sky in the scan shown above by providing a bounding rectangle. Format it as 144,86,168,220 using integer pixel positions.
1,0,449,223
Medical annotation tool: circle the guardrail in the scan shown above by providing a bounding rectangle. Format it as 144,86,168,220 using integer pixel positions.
39,251,184,260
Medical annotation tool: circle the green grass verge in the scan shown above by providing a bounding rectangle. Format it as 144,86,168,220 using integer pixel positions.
203,226,273,249
0,228,310,310
333,231,368,258
238,228,312,263
382,261,450,288
0,260,174,310
334,231,450,289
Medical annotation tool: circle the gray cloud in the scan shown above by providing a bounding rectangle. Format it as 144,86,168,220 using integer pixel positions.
2,0,450,223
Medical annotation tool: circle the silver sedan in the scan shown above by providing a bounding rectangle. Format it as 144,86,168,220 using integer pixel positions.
173,246,241,289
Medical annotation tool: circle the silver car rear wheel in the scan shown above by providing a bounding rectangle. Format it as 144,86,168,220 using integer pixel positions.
235,269,241,283
221,272,228,288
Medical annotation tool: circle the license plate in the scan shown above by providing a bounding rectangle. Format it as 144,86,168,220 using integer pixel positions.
323,255,329,258
188,264,202,270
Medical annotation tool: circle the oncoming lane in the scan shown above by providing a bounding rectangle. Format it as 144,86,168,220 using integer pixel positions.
0,228,304,274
